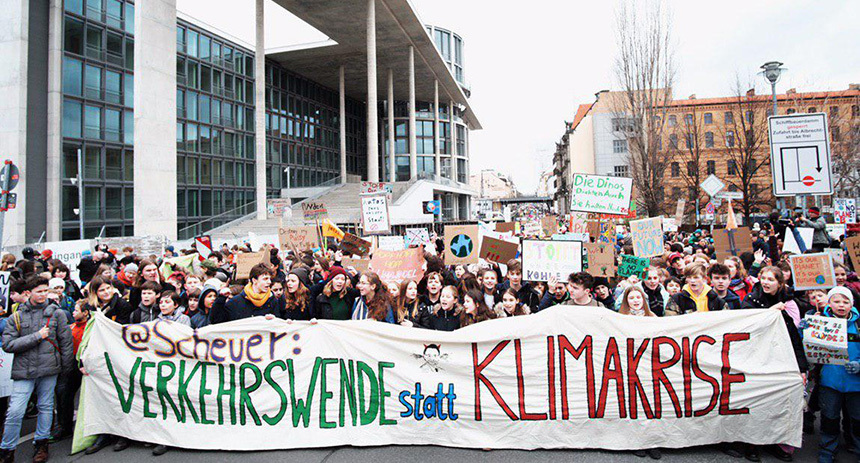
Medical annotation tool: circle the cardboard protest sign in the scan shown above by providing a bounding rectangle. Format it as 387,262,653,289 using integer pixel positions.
444,225,479,265
662,217,678,233
235,251,269,280
322,219,345,240
80,309,803,451
479,236,519,264
847,235,860,270
377,235,405,251
541,216,559,237
340,233,372,257
827,223,846,241
522,221,541,237
803,314,849,365
0,272,10,316
597,221,616,246
361,194,390,235
342,257,370,275
789,253,836,291
495,222,515,234
360,181,393,196
584,243,615,278
618,254,650,278
630,217,664,258
834,198,856,224
674,198,686,225
301,202,328,222
405,228,431,247
278,226,318,252
266,199,292,219
828,248,845,265
369,248,425,283
569,212,589,239
521,240,582,281
713,227,753,262
570,173,633,215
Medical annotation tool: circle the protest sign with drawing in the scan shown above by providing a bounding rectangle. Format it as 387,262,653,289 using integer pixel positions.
618,255,650,278
584,242,615,278
802,314,849,365
630,217,664,258
361,194,391,235
405,228,431,247
301,202,328,222
444,225,480,265
834,198,856,224
340,233,372,257
789,253,836,291
541,216,559,237
479,236,519,264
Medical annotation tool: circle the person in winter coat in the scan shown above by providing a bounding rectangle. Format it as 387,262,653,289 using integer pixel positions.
494,288,531,318
479,268,503,308
191,286,217,329
128,260,176,312
500,260,541,310
0,275,73,463
561,272,605,308
130,280,162,324
636,268,671,315
314,267,359,320
618,286,657,317
796,206,830,252
708,264,742,310
154,291,191,327
283,270,312,321
52,300,90,442
210,263,284,324
51,263,82,302
538,276,570,311
593,278,616,310
460,288,496,328
807,286,860,463
84,276,134,324
724,256,757,302
666,263,727,315
397,280,425,327
425,286,461,331
351,272,395,323
419,272,444,315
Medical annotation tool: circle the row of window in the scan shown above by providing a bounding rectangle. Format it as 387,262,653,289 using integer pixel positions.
177,25,253,78
65,0,134,36
63,99,133,144
176,156,255,188
64,16,134,70
664,104,860,127
669,159,741,177
63,57,133,107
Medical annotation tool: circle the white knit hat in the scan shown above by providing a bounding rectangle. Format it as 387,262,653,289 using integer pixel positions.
827,286,854,305
49,278,65,289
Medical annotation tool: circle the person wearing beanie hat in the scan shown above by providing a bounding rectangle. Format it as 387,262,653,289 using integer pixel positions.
324,266,349,284
41,250,53,260
796,205,830,252
812,284,860,463
289,267,312,289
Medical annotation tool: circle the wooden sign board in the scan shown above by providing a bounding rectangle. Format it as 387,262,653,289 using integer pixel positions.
341,233,372,257
235,251,270,280
278,226,318,252
495,222,515,233
713,227,753,262
584,242,616,278
790,253,837,291
342,258,370,275
444,225,479,265
479,236,519,264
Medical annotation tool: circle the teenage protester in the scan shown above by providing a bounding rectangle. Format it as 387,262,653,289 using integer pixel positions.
666,263,727,315
50,263,81,301
640,268,670,316
479,268,503,308
155,291,191,326
807,287,860,463
833,263,860,311
538,276,570,311
563,272,605,308
593,277,615,309
460,288,496,328
618,286,656,318
52,301,89,442
352,272,395,323
130,281,162,324
283,270,312,320
708,264,741,310
725,256,757,302
664,277,682,297
425,286,462,331
666,252,686,280
85,276,134,324
500,260,541,309
494,288,531,318
128,259,174,310
397,280,425,327
209,264,284,323
0,276,73,463
420,272,444,316
192,286,216,329
314,267,358,320
47,278,75,318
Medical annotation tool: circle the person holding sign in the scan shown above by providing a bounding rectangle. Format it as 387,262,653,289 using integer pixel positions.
806,287,860,463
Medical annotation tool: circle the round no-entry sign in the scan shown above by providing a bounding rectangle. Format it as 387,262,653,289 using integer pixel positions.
802,176,815,187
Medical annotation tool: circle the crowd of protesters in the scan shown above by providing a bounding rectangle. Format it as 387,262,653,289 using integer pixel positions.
0,205,855,462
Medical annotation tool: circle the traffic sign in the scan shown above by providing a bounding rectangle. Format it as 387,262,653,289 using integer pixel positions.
700,175,726,197
0,162,19,191
704,202,716,215
716,191,744,200
768,113,833,197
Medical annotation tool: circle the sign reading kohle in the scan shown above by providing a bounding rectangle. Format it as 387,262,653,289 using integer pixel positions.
569,174,633,216
768,113,833,197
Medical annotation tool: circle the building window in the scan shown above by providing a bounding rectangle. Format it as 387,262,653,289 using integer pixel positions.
787,108,796,115
672,187,681,199
613,139,627,153
63,99,82,138
724,112,733,124
727,159,737,175
706,160,716,175
726,131,735,147
613,165,629,177
704,112,713,124
669,134,678,148
808,107,816,114
63,57,83,96
686,161,695,176
705,131,714,148
684,114,693,125
745,110,754,123
832,127,840,142
852,105,859,117
685,133,694,149
668,115,677,126
670,162,680,177
830,106,839,119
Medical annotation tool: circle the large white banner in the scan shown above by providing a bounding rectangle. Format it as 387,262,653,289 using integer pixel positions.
79,308,803,451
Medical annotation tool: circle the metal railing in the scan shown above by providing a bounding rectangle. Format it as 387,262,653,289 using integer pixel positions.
177,199,257,239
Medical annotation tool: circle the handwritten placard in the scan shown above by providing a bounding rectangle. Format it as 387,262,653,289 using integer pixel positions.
235,251,270,280
369,248,425,283
521,240,582,282
541,216,559,237
266,199,292,219
618,254,650,279
630,217,664,258
301,202,328,222
340,233,372,257
570,173,633,215
361,194,391,235
847,236,860,270
802,314,849,365
834,198,856,224
584,242,615,278
278,226,318,252
789,253,836,291
479,236,519,264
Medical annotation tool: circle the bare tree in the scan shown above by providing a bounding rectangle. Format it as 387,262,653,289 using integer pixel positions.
720,79,772,223
613,0,676,217
826,96,860,198
667,106,708,217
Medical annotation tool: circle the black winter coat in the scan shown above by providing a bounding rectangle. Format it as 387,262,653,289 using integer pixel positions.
667,288,727,315
92,294,134,325
424,306,460,332
500,281,541,311
314,288,359,320
209,291,285,324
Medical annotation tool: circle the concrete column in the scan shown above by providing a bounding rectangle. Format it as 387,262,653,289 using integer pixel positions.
408,45,417,179
450,101,458,183
365,0,379,182
339,65,347,184
387,68,395,182
134,0,178,238
0,0,29,245
433,80,440,177
254,0,266,220
45,0,62,241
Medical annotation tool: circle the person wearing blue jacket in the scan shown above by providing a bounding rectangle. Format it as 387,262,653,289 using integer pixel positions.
813,286,860,463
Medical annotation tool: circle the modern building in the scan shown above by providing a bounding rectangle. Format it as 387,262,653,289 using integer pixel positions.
1,0,480,246
555,86,860,220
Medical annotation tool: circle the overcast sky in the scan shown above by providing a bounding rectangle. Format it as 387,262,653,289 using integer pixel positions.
177,0,860,194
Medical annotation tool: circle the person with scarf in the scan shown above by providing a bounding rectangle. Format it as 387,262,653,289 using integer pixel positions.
460,288,496,328
209,263,284,324
725,255,757,302
314,266,359,320
351,272,395,323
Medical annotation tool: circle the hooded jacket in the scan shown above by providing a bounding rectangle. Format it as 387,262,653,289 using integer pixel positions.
190,286,217,329
2,300,74,380
817,306,860,393
90,293,134,325
131,301,158,324
423,303,461,332
156,309,192,327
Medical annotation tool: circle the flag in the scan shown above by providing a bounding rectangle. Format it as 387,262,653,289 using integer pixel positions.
423,200,441,215
322,219,345,240
726,200,738,230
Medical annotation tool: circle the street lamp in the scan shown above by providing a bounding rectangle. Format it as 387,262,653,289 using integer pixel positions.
760,61,785,116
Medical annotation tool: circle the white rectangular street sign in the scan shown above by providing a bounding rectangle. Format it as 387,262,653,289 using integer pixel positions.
715,191,744,200
768,113,833,197
700,174,725,197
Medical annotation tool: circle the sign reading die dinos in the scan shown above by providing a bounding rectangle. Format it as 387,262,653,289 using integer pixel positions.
570,174,633,215
278,226,318,252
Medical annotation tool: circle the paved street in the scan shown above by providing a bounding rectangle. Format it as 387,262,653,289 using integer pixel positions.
4,416,833,463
